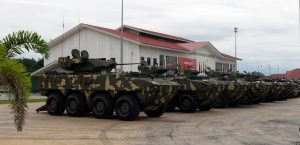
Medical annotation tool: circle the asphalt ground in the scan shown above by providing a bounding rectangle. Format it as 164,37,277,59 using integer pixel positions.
0,98,300,145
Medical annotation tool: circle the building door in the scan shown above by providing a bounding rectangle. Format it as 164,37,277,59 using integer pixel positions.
166,56,178,69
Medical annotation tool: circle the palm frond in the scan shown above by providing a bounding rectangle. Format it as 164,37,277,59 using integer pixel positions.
2,30,49,58
0,57,31,132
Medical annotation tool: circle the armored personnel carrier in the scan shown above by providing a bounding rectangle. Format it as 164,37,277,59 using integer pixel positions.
165,69,225,113
208,71,249,107
276,79,298,100
238,72,268,105
38,49,181,121
262,79,285,102
293,79,300,98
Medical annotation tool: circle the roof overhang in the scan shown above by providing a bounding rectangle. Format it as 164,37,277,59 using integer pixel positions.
31,60,59,76
116,25,194,43
48,23,242,61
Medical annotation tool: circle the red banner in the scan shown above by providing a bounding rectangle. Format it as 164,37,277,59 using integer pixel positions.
178,57,196,70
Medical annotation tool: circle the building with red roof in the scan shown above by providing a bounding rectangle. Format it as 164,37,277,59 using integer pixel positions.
286,69,300,79
35,23,240,74
268,69,300,79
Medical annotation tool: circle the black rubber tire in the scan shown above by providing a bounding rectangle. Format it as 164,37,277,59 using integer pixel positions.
144,105,166,117
252,98,261,104
46,92,65,115
240,94,252,105
228,99,240,107
65,93,87,117
166,98,177,112
199,102,213,111
115,94,140,121
213,95,228,108
91,94,114,119
177,94,198,113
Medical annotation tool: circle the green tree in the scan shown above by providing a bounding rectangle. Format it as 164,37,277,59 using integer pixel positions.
0,31,49,132
18,58,44,73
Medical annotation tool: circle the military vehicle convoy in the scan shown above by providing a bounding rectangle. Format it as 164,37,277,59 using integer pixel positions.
165,69,225,113
38,49,181,121
36,49,300,121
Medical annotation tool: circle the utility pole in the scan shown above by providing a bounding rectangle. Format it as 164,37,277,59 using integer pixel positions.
234,27,238,72
120,0,124,72
268,64,272,76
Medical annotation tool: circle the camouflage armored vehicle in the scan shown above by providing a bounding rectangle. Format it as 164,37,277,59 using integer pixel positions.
164,69,225,113
259,80,273,102
277,79,298,100
262,80,285,102
38,49,181,121
238,72,268,105
286,81,299,99
293,79,300,98
207,71,249,107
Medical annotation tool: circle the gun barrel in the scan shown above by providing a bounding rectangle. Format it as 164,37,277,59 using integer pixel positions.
117,63,141,65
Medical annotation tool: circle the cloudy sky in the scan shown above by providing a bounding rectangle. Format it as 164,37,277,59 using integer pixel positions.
1,0,299,74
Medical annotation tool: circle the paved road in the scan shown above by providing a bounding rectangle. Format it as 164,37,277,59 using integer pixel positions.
0,99,300,145
0,93,46,100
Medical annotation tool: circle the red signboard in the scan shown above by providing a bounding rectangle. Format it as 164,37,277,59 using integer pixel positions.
178,57,196,70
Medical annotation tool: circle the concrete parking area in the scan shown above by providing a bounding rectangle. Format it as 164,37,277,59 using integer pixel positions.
0,99,300,145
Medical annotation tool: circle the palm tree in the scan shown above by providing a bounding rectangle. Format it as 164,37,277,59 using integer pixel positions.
0,31,49,132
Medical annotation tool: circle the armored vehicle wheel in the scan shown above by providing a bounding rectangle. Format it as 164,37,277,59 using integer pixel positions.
240,94,252,105
252,99,261,104
178,94,198,113
91,94,114,119
115,94,140,121
213,95,228,108
228,100,240,107
144,105,166,117
66,93,86,117
199,103,213,111
166,98,177,112
46,93,65,115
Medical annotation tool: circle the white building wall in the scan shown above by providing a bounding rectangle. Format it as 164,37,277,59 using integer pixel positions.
45,27,236,73
45,28,140,72
139,44,235,71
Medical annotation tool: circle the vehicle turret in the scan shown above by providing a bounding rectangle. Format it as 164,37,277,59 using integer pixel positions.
58,49,117,72
138,61,168,76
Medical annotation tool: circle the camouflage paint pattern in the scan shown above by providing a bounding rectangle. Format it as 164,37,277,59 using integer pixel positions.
223,79,250,105
167,69,226,107
40,55,182,112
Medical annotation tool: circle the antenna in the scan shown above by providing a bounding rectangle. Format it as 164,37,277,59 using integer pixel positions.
61,10,65,57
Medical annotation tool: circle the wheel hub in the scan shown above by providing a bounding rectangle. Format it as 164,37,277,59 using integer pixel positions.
49,99,57,110
120,102,130,114
69,100,77,111
182,98,192,108
96,101,105,113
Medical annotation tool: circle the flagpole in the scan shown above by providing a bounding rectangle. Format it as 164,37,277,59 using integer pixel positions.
234,27,238,73
120,0,124,72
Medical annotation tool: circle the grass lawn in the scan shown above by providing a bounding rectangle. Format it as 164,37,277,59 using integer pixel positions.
0,99,46,105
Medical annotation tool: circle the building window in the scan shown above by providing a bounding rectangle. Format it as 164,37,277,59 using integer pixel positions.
166,56,178,69
153,58,158,66
232,64,236,72
159,55,165,66
223,63,229,72
229,64,233,72
140,57,145,62
147,57,151,65
215,62,222,71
